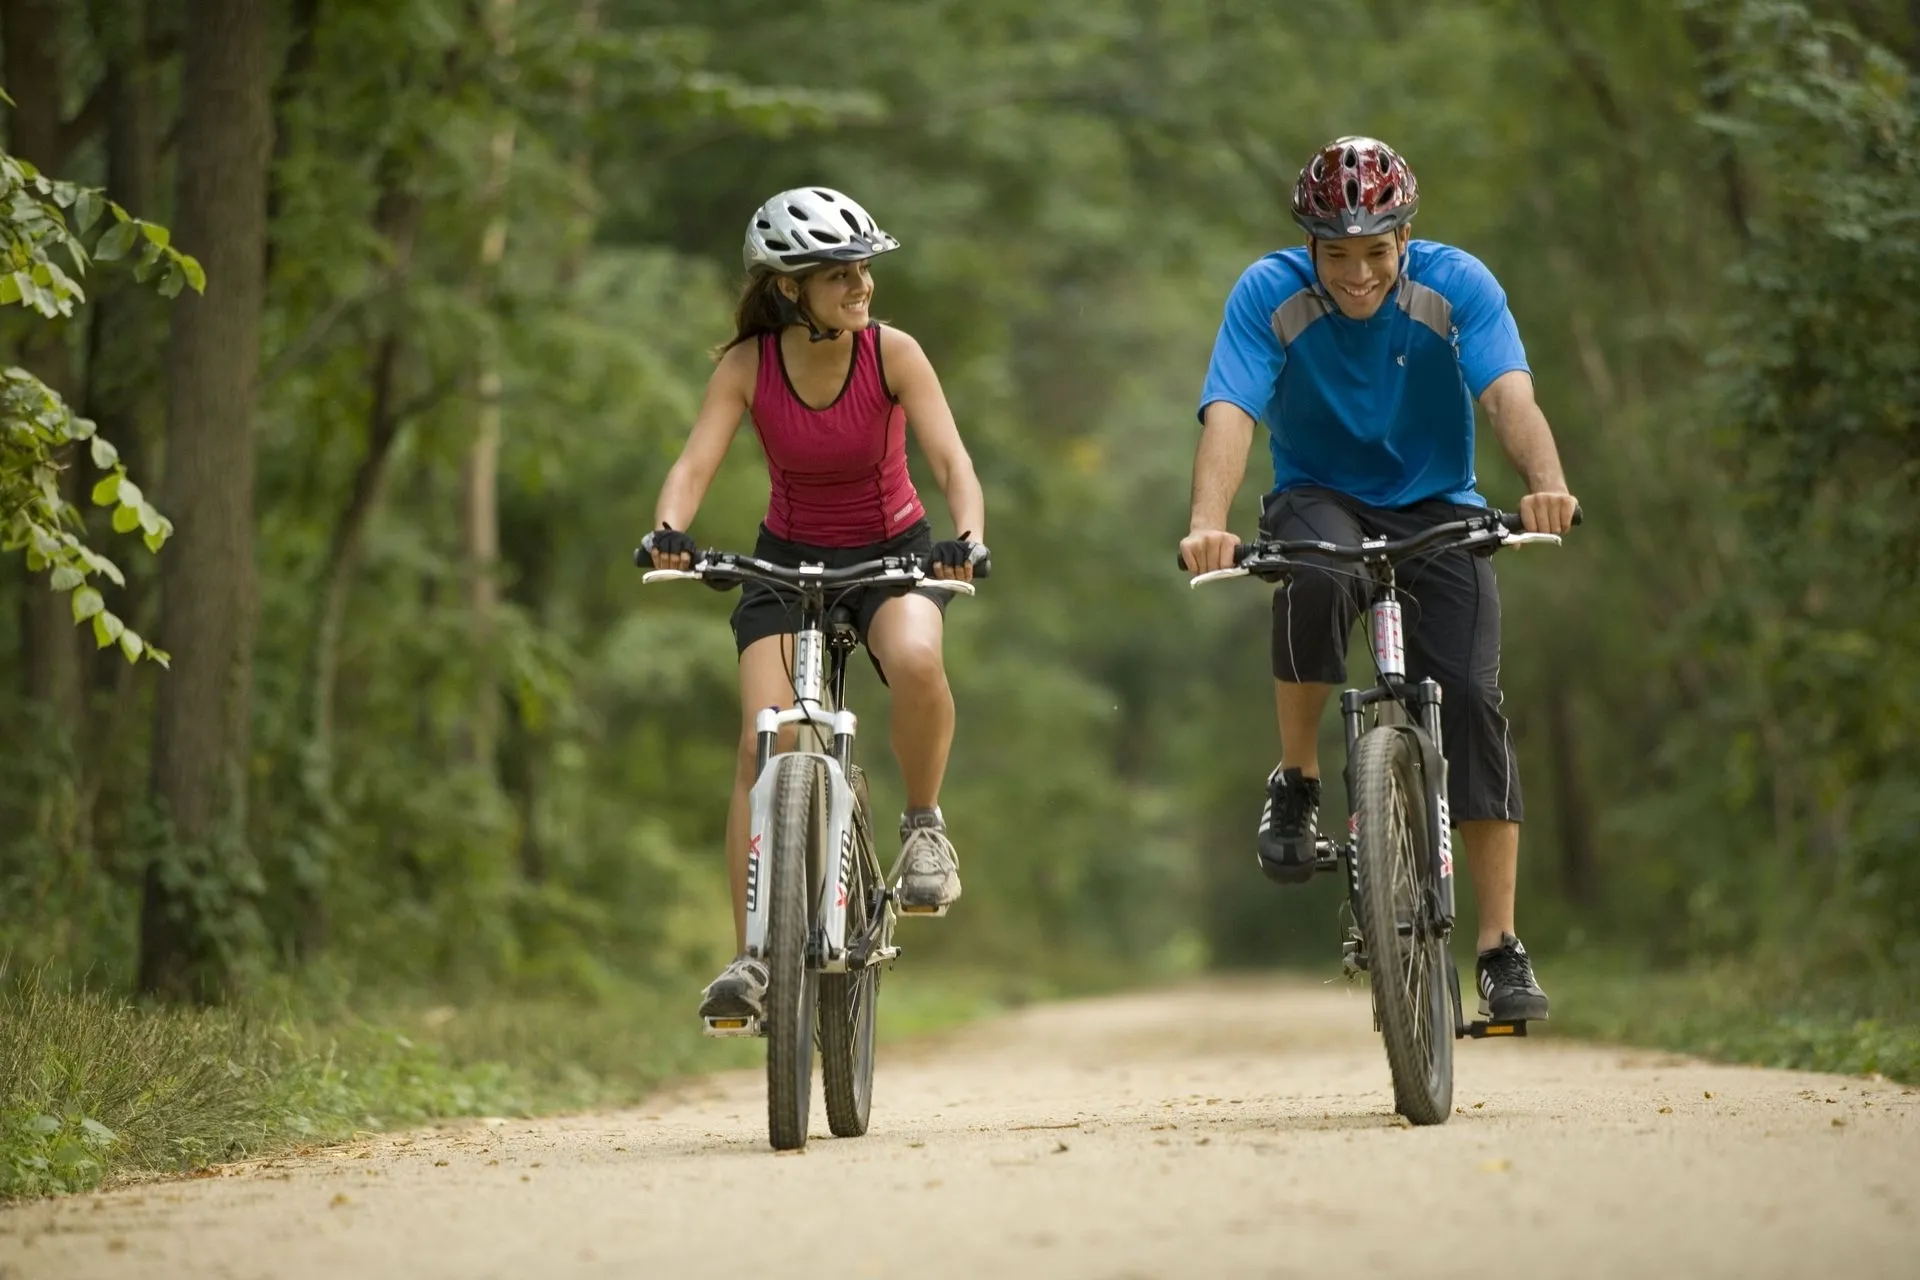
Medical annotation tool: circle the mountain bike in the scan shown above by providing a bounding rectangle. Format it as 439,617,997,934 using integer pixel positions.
638,547,977,1151
1187,507,1574,1125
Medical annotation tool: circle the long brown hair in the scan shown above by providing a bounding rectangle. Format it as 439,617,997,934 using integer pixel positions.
715,267,810,360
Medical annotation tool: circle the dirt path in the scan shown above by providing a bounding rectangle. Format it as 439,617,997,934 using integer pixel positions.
2,979,1915,1280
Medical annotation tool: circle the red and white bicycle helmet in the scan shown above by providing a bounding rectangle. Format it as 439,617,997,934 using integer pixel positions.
1290,136,1420,239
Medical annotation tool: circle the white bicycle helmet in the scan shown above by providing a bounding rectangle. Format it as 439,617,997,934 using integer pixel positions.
742,187,900,274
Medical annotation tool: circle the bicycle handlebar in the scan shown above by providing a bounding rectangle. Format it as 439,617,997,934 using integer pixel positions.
1178,505,1582,574
635,547,984,595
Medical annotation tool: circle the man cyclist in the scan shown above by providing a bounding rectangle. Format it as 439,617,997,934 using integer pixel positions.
1178,136,1578,1023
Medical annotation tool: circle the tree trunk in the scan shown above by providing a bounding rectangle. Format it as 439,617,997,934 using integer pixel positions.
456,0,518,773
3,0,86,737
290,178,422,956
1543,670,1600,907
138,0,274,1003
81,0,166,847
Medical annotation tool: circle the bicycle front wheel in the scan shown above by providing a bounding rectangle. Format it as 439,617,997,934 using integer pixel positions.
819,764,881,1137
1351,726,1454,1125
765,753,824,1151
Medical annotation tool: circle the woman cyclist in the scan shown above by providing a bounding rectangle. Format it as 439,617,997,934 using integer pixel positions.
642,187,989,1026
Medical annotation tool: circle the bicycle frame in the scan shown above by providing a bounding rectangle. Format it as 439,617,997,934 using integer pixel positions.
741,609,866,974
1335,565,1458,937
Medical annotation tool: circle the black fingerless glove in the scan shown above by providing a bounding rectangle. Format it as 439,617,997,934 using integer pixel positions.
931,535,992,579
641,526,696,559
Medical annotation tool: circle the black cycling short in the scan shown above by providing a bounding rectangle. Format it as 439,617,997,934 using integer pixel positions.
729,519,949,684
1262,486,1522,825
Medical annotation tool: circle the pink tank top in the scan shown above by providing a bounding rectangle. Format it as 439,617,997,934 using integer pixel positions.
750,325,926,547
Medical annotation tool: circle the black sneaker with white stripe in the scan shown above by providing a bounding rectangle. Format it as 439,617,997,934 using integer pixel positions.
1476,932,1550,1022
1256,766,1321,885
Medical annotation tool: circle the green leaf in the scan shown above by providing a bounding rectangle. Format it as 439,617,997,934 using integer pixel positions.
71,586,105,623
49,565,84,592
89,436,119,469
91,473,122,505
142,528,169,553
74,190,103,233
112,503,141,534
79,1118,117,1146
159,266,186,299
92,610,126,649
28,1114,60,1136
117,478,143,508
147,645,171,670
0,274,18,306
118,630,145,663
140,222,171,249
95,221,139,262
180,255,208,293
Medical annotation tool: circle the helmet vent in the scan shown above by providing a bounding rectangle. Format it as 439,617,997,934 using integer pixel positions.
812,189,837,201
764,237,791,252
1343,145,1358,167
787,204,811,220
1345,178,1361,208
1376,183,1396,207
814,227,844,244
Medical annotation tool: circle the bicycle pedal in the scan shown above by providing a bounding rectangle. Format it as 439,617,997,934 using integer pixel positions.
702,1015,763,1038
897,902,950,918
1460,1019,1529,1039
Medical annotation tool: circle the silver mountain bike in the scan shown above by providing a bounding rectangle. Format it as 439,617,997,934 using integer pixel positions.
639,547,977,1151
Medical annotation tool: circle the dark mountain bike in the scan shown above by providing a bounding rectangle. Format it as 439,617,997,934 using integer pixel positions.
1188,507,1575,1125
639,548,977,1151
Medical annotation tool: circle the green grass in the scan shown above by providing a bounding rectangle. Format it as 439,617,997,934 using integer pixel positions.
0,962,1021,1201
1546,954,1920,1083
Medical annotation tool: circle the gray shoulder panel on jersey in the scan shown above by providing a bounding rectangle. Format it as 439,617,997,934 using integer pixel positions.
1397,279,1453,340
1271,288,1334,348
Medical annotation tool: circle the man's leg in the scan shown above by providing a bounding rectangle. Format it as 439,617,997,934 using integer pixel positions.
1260,489,1367,881
1393,504,1548,1020
1460,819,1518,952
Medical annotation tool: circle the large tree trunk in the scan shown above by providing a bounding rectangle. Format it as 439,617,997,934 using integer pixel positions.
456,0,518,773
138,0,274,1003
81,0,166,847
3,0,86,737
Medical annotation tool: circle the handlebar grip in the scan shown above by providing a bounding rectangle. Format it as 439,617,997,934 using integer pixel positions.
633,546,647,568
1494,503,1584,533
1175,544,1260,572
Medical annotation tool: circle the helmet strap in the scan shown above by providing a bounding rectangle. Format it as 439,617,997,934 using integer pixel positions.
775,284,841,343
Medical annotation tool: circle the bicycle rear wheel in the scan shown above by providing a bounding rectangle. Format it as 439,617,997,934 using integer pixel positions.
1351,726,1454,1125
819,764,882,1137
765,753,824,1151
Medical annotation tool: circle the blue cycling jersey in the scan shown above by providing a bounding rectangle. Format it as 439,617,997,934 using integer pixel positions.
1198,240,1530,509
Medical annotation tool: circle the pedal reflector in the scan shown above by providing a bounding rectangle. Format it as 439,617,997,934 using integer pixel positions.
898,903,949,917
702,1016,761,1038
